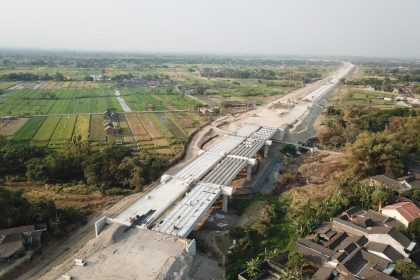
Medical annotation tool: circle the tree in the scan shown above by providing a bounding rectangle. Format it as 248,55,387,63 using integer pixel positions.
84,75,94,81
282,144,297,156
407,218,420,243
347,132,406,178
54,71,65,81
394,260,418,280
245,257,261,278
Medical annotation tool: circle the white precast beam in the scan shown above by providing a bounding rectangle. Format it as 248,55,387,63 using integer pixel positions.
207,135,245,154
153,183,224,237
234,124,261,137
177,187,221,237
202,157,247,186
175,152,224,182
154,186,205,234
114,178,189,226
250,127,278,141
230,139,265,158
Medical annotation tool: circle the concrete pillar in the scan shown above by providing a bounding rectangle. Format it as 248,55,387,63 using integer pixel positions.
247,164,252,181
263,145,269,158
222,195,228,213
263,140,272,158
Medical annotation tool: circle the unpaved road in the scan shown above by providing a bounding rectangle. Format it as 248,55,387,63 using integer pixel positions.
17,62,352,280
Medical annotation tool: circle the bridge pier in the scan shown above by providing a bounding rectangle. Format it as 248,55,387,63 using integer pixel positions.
247,164,253,181
222,195,228,213
263,140,272,158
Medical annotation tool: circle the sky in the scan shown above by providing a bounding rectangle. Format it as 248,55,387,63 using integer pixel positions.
1,0,419,58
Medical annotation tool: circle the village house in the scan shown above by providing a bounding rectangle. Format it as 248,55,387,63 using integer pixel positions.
367,174,412,193
381,201,420,227
295,206,417,279
0,225,45,263
147,81,160,88
104,123,114,135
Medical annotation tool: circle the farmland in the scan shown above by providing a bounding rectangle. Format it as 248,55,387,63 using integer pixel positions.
7,111,207,156
0,53,340,156
120,88,198,111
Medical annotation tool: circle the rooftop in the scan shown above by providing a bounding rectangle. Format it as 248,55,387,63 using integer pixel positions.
382,201,420,223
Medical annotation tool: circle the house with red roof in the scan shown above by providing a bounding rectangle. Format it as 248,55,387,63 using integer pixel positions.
381,201,420,227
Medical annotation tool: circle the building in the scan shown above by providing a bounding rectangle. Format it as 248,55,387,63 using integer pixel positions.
147,81,160,88
381,201,420,227
0,225,45,263
367,174,412,193
221,100,256,108
295,207,417,279
104,124,114,135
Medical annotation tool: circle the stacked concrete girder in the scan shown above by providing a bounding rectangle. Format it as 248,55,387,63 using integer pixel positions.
234,124,260,137
207,135,245,154
202,157,248,185
115,124,278,237
153,183,232,237
174,152,225,183
114,178,190,227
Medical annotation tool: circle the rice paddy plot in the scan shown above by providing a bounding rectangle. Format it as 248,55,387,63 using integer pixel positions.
125,113,148,136
147,113,174,138
32,115,61,141
155,113,186,137
0,118,28,136
0,82,20,90
89,114,106,142
50,115,77,140
11,117,46,141
137,113,162,139
73,115,90,140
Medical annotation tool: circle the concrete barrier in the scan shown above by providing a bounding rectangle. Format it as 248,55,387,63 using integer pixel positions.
185,239,196,257
95,216,112,237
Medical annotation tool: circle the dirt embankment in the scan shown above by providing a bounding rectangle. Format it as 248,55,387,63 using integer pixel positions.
279,152,348,212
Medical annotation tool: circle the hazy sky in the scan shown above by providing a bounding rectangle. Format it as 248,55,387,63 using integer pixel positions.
1,0,419,58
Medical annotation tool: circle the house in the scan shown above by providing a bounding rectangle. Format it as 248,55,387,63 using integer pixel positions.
332,207,415,258
199,107,214,115
221,100,256,108
367,174,412,193
367,226,415,258
89,75,103,81
0,225,45,263
147,81,160,88
381,201,420,227
104,124,114,135
295,207,416,279
0,233,24,262
365,242,404,262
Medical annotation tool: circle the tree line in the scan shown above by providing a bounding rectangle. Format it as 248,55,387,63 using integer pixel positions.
0,71,66,81
319,107,419,179
0,137,167,192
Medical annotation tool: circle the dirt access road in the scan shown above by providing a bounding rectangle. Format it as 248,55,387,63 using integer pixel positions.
17,62,350,280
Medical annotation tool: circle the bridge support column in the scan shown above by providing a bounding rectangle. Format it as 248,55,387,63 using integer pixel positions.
247,164,252,181
222,195,228,213
263,145,269,158
263,140,272,158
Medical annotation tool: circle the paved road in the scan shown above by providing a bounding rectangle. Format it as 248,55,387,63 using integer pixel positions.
114,89,132,112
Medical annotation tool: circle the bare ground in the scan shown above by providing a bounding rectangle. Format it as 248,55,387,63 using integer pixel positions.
0,118,28,136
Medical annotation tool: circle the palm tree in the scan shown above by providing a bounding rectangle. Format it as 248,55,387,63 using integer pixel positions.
245,257,261,278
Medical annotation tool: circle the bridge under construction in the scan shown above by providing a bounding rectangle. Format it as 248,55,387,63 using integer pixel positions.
110,124,283,238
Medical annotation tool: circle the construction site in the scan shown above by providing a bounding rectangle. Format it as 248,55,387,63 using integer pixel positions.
36,62,355,280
